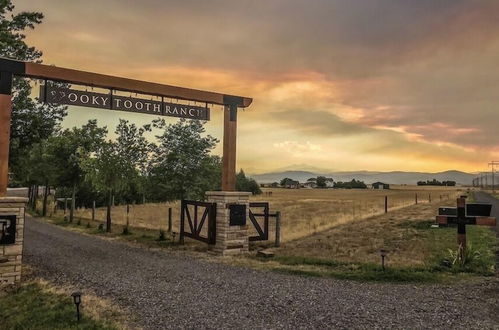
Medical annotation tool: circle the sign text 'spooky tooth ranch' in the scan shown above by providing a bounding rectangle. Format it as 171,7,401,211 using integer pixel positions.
40,85,210,120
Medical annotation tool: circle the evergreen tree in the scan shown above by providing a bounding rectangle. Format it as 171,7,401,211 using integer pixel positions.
236,169,262,195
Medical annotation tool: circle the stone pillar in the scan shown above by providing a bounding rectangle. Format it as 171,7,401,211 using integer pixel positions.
0,197,27,285
206,191,251,256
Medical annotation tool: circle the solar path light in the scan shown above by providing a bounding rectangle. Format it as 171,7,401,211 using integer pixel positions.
71,292,82,322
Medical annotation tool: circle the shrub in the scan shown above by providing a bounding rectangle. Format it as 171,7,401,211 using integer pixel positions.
445,244,482,272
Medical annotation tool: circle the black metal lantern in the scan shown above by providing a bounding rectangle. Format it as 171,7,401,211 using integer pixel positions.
71,292,82,322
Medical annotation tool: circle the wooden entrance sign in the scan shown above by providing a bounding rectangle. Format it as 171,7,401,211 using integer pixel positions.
436,196,496,249
0,57,252,196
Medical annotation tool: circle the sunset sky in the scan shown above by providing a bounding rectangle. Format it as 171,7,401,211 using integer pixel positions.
15,0,499,174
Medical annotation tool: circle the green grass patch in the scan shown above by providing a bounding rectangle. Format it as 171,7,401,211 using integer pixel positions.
269,255,443,283
428,225,497,275
0,283,116,329
262,216,497,284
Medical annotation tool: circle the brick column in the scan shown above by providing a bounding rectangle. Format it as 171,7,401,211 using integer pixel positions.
206,191,251,256
0,197,27,285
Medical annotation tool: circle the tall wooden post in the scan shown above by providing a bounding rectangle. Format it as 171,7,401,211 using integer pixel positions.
275,211,281,247
0,72,13,197
168,207,172,232
457,197,467,250
222,104,237,191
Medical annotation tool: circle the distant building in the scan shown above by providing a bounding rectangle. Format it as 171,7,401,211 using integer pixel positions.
281,178,300,189
302,181,317,189
372,182,390,190
285,181,300,189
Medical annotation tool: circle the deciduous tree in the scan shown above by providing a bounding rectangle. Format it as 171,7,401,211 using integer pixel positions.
149,119,219,201
0,1,66,183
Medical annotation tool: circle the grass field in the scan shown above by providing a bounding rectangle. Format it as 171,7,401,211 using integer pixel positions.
54,185,464,244
227,194,497,283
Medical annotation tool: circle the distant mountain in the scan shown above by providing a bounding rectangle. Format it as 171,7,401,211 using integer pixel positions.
249,170,475,185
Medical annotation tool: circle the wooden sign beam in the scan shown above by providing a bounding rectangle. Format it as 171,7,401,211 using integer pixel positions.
0,57,252,196
0,57,252,107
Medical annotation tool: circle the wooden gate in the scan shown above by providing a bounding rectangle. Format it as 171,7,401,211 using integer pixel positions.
180,200,217,245
249,202,270,241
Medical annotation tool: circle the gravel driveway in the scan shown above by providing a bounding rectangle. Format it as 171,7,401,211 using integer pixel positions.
24,217,498,329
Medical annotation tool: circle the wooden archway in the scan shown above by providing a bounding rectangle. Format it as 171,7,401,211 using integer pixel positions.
0,57,252,196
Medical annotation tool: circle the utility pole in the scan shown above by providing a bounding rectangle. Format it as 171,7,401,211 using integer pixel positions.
488,161,499,194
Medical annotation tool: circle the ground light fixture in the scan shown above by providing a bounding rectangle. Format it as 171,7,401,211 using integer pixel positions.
71,292,82,322
379,249,388,271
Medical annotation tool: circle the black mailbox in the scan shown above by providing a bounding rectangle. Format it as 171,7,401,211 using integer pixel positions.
466,203,492,217
0,215,16,245
229,204,246,226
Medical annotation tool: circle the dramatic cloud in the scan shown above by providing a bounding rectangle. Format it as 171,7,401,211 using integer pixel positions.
15,0,499,172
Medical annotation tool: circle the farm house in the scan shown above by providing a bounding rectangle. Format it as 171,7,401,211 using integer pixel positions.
372,182,390,190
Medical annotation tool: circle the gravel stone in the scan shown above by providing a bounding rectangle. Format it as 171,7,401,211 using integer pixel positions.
24,217,498,329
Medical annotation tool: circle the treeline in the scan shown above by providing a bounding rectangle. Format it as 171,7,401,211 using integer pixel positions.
276,177,367,189
333,179,367,189
417,179,456,186
306,176,334,188
17,119,261,231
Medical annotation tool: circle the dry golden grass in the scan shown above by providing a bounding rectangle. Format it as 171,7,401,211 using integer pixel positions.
278,200,447,266
252,186,462,242
53,185,464,248
74,201,181,232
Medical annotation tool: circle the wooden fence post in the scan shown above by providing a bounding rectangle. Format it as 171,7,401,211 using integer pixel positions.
180,201,185,244
92,201,96,221
168,207,172,232
415,193,418,205
126,204,130,229
384,196,388,213
275,211,281,247
429,194,431,203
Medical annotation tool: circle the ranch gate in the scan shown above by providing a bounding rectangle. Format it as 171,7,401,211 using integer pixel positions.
180,200,279,248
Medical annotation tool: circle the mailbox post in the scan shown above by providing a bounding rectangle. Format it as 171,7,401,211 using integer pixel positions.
436,197,496,257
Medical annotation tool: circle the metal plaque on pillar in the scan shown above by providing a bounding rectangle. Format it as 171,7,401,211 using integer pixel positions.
229,204,246,226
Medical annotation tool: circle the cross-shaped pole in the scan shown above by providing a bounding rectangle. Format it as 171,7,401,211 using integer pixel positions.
436,196,496,254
